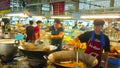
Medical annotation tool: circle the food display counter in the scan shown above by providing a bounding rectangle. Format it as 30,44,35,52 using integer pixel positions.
108,39,120,68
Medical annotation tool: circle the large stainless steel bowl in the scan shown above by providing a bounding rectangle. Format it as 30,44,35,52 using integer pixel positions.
48,51,98,68
0,39,18,63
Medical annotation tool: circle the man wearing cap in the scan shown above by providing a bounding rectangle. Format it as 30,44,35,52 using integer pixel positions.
74,19,110,68
44,19,64,51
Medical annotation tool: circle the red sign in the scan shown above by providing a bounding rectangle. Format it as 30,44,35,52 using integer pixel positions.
0,0,10,10
52,1,65,15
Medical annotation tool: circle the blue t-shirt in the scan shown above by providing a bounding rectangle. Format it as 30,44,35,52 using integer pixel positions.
49,26,64,45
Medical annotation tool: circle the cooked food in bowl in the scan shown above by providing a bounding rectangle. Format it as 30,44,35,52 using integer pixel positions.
19,41,57,51
59,61,85,68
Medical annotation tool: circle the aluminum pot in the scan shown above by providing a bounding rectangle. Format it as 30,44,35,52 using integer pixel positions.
0,39,18,63
2,33,11,39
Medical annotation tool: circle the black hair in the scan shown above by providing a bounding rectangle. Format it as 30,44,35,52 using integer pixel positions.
36,20,42,24
93,19,105,26
54,19,61,24
29,20,33,24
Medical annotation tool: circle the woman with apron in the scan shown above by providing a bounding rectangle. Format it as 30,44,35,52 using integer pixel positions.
76,19,110,68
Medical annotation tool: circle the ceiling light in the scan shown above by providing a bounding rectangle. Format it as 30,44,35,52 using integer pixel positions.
80,14,120,19
32,16,46,19
51,16,73,19
6,13,28,17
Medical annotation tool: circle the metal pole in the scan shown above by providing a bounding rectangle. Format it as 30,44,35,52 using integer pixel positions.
17,0,19,11
110,0,115,11
110,0,115,7
11,0,13,11
74,0,79,13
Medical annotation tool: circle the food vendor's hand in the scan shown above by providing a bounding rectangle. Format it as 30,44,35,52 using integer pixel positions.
42,30,46,35
47,35,50,39
47,35,52,39
42,35,48,39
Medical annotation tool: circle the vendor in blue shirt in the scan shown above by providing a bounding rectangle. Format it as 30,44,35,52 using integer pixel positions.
44,19,64,51
75,19,110,68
